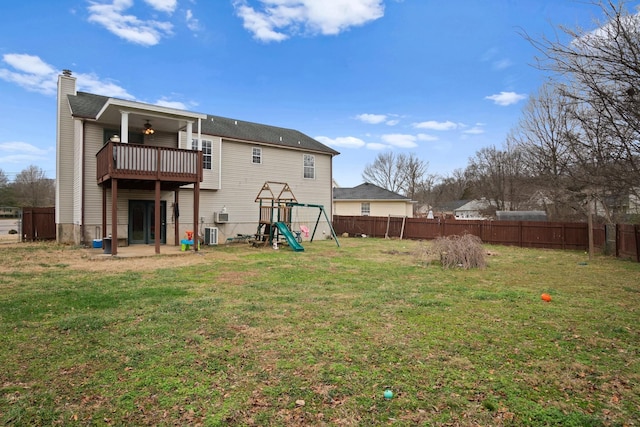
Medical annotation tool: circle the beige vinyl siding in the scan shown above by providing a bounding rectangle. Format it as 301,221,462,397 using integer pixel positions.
145,131,176,148
206,139,334,240
82,123,107,240
55,78,77,225
334,200,414,217
179,132,221,190
72,120,83,226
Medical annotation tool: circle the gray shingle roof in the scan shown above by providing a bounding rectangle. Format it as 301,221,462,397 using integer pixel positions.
67,92,339,156
68,92,109,119
200,115,338,155
333,182,410,200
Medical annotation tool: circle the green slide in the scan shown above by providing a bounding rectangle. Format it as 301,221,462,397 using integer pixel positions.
274,222,304,252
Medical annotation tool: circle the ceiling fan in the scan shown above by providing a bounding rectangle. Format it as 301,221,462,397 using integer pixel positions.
143,120,155,135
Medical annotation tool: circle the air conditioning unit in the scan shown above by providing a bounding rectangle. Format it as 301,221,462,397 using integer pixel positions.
204,227,218,245
215,212,229,223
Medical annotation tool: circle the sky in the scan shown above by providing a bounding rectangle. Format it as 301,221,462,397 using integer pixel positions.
0,0,630,187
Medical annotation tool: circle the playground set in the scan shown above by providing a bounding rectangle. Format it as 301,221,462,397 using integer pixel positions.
254,181,339,251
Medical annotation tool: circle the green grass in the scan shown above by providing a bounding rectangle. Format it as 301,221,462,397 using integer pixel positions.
0,239,639,426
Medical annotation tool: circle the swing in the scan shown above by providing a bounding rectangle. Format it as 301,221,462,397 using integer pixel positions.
294,205,310,238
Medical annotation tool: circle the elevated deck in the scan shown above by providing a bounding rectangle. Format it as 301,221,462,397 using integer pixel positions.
96,141,203,190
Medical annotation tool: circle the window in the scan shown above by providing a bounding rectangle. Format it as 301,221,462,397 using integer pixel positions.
252,147,262,164
192,139,212,170
303,154,315,179
361,203,370,216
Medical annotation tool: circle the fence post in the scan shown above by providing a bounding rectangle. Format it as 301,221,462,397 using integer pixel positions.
633,224,640,262
519,221,523,247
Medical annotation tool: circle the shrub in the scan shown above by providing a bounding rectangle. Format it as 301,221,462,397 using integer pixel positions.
416,234,487,269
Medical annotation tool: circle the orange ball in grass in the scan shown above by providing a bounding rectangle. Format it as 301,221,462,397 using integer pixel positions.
541,293,552,302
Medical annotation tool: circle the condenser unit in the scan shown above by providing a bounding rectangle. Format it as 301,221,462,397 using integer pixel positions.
204,227,218,245
215,212,229,223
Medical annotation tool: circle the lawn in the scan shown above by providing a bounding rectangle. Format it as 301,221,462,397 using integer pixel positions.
0,239,638,426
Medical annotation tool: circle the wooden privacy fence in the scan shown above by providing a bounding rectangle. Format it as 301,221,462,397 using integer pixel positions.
616,224,640,262
22,207,56,241
332,216,640,261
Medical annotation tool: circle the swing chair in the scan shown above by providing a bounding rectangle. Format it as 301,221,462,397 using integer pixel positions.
288,202,340,247
293,206,310,239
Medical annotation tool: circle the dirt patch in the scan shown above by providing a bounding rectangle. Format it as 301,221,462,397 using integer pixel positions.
0,241,247,274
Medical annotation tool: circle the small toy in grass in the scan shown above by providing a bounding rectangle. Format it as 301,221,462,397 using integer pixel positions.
541,293,552,302
384,389,393,399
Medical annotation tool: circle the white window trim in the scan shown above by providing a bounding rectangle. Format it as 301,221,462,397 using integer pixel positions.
303,153,315,179
252,147,262,165
192,139,213,170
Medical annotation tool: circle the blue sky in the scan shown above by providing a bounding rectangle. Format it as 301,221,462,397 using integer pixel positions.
0,0,622,186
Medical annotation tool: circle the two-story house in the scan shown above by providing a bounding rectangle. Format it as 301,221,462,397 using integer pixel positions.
56,71,339,255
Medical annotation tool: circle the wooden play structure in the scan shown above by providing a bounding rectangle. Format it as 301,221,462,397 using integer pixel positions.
254,181,340,250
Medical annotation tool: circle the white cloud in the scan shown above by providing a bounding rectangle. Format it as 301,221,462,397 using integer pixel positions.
233,0,384,42
485,91,527,106
0,53,134,99
0,53,57,95
186,9,201,32
356,113,387,124
144,0,177,13
76,72,135,99
417,133,438,141
2,53,55,76
316,135,366,148
463,125,485,135
355,113,400,126
155,98,188,109
0,141,51,164
366,142,388,150
381,133,417,148
412,120,458,131
87,0,174,46
493,59,513,70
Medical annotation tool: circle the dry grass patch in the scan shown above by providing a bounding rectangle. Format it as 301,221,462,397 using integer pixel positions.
1,238,639,426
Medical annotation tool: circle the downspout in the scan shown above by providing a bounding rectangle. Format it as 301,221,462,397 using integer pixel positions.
81,120,86,246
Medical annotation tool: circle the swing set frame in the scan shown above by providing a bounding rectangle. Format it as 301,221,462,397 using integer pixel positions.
287,202,340,247
253,181,340,247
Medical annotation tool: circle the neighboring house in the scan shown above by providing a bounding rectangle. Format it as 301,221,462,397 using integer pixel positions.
333,183,415,217
55,71,339,254
430,200,470,219
454,199,494,219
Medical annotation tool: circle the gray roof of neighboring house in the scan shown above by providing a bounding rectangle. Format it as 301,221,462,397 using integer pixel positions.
431,200,470,212
455,199,492,212
333,182,411,201
67,91,339,156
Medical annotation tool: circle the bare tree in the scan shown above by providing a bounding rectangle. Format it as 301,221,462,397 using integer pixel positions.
525,0,640,210
362,151,407,194
0,169,16,207
403,153,430,200
361,152,429,192
466,144,530,212
512,83,580,219
13,165,55,207
430,169,471,205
